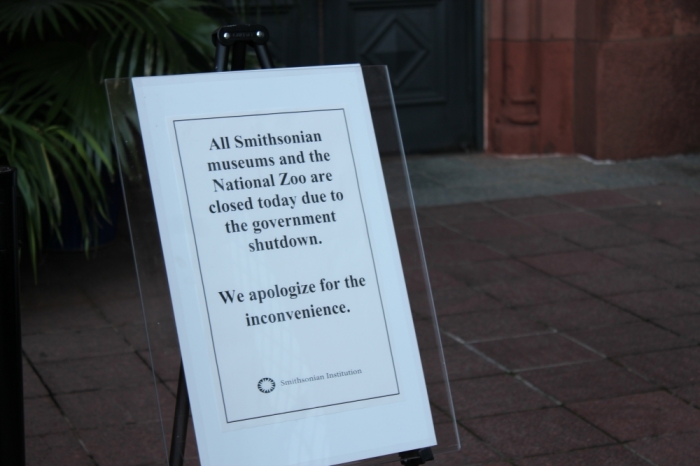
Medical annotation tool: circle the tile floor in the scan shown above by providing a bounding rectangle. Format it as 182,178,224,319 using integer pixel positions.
19,154,700,465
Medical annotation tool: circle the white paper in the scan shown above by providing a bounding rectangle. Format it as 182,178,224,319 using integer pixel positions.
133,65,435,466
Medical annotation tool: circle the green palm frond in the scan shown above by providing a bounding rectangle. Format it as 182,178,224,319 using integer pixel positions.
0,0,221,276
0,113,107,270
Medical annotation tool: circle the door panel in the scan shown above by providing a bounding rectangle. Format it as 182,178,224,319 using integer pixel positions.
225,0,482,153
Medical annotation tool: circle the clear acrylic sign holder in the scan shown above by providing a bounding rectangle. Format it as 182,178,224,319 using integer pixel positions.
106,63,458,465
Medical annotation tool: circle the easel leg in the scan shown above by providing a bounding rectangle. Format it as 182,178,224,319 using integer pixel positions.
169,362,190,466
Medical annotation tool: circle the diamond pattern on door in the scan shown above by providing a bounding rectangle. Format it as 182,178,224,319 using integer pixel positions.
361,15,428,87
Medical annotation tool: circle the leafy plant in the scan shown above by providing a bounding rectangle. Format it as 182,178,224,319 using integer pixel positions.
0,0,220,275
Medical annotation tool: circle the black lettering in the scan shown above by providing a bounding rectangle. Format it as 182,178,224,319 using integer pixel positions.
218,290,236,303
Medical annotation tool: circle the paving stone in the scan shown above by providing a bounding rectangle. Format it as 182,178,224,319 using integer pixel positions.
415,317,457,350
674,385,700,407
401,225,465,243
423,239,505,265
79,422,167,466
521,360,656,403
465,408,613,458
487,197,571,217
598,242,696,266
24,396,71,436
433,423,501,465
629,431,700,466
646,261,700,286
521,251,622,277
553,190,643,210
431,286,499,307
25,432,93,466
439,309,549,343
391,208,439,229
116,319,179,352
139,294,177,323
430,403,453,425
619,347,700,387
450,462,509,466
446,260,543,286
518,444,650,465
413,211,442,229
406,266,463,292
606,289,700,319
486,234,581,257
567,322,689,357
81,275,140,303
389,208,416,229
23,359,49,398
473,334,599,371
523,212,612,232
431,289,504,317
115,321,155,352
621,185,700,207
20,285,92,311
98,297,145,326
595,205,676,225
454,217,543,240
140,346,184,382
23,327,132,363
34,353,154,394
409,286,503,318
521,298,639,331
399,244,423,268
570,391,700,441
654,314,700,341
442,375,554,419
55,384,173,430
21,303,110,336
18,169,700,465
680,241,700,254
480,277,588,307
563,269,668,297
421,345,502,383
421,203,498,224
561,226,651,249
628,218,700,244
662,204,700,218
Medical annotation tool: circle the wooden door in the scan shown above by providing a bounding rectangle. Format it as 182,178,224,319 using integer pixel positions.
232,0,483,153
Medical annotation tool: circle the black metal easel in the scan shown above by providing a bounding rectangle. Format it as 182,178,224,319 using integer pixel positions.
168,24,274,466
168,24,433,466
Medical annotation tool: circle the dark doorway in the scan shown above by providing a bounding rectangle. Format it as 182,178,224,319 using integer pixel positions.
225,0,483,153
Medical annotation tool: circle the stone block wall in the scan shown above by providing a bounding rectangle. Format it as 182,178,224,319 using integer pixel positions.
487,0,700,160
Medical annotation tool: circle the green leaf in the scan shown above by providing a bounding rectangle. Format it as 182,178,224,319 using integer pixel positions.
1,0,220,275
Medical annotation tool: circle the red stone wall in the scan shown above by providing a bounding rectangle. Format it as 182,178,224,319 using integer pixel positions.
487,0,576,154
487,0,700,160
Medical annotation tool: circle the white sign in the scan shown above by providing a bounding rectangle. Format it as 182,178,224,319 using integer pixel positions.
133,65,435,465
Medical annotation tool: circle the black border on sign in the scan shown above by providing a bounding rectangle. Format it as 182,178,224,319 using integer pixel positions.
172,108,399,423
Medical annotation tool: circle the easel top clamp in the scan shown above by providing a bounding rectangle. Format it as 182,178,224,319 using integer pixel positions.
212,24,273,71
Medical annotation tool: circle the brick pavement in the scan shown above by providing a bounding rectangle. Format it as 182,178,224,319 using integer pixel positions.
20,175,700,464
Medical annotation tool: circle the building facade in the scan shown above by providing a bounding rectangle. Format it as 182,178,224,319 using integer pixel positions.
243,0,700,159
487,0,700,159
